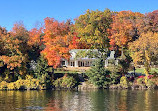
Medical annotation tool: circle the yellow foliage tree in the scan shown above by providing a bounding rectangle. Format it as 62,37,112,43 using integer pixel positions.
129,32,158,76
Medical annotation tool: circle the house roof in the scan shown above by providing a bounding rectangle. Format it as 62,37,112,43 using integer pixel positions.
69,49,115,60
69,49,97,60
69,49,98,53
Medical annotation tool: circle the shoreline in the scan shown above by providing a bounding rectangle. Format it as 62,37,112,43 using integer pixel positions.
0,84,157,91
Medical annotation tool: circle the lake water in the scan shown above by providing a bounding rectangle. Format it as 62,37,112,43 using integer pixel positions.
0,90,157,111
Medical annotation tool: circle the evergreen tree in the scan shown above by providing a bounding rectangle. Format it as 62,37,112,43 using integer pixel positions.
33,56,53,88
86,58,110,88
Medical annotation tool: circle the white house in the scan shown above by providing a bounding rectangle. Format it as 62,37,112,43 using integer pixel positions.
61,49,118,67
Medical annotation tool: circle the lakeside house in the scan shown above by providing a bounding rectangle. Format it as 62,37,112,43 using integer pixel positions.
61,49,118,67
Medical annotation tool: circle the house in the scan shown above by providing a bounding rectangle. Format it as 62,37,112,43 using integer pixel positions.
61,49,118,67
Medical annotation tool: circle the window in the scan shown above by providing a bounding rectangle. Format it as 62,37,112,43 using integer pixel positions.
70,61,75,67
81,62,82,66
78,61,80,67
83,62,84,66
62,61,65,65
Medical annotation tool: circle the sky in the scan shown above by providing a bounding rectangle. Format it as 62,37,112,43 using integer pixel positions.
0,0,158,31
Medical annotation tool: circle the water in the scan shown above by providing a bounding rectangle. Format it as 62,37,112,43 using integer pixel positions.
0,90,157,111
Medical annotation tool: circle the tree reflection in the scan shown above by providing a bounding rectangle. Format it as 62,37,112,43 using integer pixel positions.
0,90,157,111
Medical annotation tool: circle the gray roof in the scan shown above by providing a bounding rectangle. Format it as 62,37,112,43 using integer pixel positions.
69,49,98,53
69,49,97,60
69,49,116,60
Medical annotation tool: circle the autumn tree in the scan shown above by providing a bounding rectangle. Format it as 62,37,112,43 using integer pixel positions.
129,32,158,76
42,17,77,68
0,27,9,77
28,27,44,61
109,11,144,56
138,10,158,33
0,27,7,55
75,9,113,59
68,25,89,49
0,23,30,76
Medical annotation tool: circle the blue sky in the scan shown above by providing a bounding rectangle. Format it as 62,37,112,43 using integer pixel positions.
0,0,157,31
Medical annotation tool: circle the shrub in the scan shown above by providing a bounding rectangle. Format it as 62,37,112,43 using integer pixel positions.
62,76,76,88
7,82,16,90
137,78,144,85
0,78,42,90
0,76,3,82
152,72,158,77
120,76,129,88
136,76,156,88
146,79,156,88
0,81,8,90
107,65,121,84
150,77,158,85
53,74,77,89
53,78,62,88
15,79,26,89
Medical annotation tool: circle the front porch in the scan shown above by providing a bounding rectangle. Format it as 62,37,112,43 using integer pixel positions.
69,60,93,67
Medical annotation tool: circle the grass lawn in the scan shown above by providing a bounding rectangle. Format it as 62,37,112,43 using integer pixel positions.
54,70,79,74
54,67,89,74
55,67,158,74
129,68,158,74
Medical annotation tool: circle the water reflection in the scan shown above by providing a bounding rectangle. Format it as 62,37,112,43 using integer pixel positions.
0,90,157,111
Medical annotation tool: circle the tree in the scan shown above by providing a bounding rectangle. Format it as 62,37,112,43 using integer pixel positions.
0,23,29,75
129,32,158,76
86,58,110,88
0,27,8,57
28,27,43,47
28,27,44,61
68,25,89,49
139,10,158,33
32,56,53,88
42,17,77,68
109,11,144,56
75,9,113,59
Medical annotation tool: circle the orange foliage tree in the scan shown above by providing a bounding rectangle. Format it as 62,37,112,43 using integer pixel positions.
0,23,29,75
41,17,78,68
28,27,43,47
109,11,144,55
28,27,44,61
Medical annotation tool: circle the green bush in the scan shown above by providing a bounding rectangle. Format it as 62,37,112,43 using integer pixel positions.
62,76,76,88
107,65,121,84
53,78,62,88
53,74,77,89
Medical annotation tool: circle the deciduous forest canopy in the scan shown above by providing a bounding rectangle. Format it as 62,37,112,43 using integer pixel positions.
0,9,158,82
